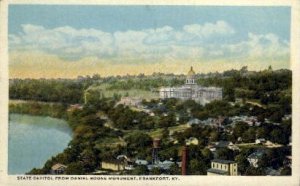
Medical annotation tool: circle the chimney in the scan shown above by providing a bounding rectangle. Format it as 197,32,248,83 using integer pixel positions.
181,145,188,175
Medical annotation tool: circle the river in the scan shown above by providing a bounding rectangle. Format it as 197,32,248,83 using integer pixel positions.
8,114,72,174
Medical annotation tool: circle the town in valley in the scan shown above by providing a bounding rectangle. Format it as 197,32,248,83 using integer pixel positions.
9,66,292,176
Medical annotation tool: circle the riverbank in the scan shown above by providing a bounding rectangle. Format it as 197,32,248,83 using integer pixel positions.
9,100,68,119
9,113,72,174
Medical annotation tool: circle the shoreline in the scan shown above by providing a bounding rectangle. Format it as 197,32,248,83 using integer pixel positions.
9,99,70,121
8,113,73,175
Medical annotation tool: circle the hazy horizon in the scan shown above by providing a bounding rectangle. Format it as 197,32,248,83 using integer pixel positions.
8,66,291,80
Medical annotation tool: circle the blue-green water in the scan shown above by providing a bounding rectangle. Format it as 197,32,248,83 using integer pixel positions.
8,114,72,174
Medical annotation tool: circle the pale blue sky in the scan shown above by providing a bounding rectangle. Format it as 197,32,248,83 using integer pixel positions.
8,5,291,78
9,5,290,40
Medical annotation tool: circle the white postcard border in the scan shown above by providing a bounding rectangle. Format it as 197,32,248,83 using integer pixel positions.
0,0,299,186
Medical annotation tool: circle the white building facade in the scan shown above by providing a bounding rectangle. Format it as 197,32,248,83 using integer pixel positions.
207,159,238,176
159,67,222,105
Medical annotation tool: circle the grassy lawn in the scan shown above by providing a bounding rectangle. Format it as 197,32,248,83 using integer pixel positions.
87,84,158,100
148,124,190,138
236,143,265,149
121,123,190,139
9,99,63,105
95,137,126,148
245,99,267,109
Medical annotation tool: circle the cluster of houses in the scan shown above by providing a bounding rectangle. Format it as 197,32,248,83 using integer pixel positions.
116,97,158,116
229,115,261,127
96,137,282,176
50,136,290,176
187,115,260,128
208,141,240,152
64,74,291,176
116,97,143,108
99,155,181,174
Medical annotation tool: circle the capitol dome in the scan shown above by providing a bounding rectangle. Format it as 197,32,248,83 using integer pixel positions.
186,66,196,85
187,66,196,77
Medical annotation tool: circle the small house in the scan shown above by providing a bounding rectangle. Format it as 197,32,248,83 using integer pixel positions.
255,138,266,144
247,150,265,168
188,118,201,125
51,163,67,174
207,159,238,176
101,159,125,171
185,137,199,145
135,159,148,166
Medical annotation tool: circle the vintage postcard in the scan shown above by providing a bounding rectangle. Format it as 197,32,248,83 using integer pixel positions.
0,0,299,186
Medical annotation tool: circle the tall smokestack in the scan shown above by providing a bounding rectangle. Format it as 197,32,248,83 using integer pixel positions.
181,145,188,175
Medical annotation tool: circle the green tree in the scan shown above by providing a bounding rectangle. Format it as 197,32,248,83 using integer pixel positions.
65,162,85,175
159,113,176,128
189,159,207,175
80,148,98,173
125,131,152,150
256,127,268,139
209,131,220,142
270,128,287,144
201,148,214,163
132,165,149,175
169,163,180,175
150,167,162,175
280,167,291,175
242,128,256,143
223,83,235,102
27,168,44,175
233,122,249,139
257,153,269,168
216,148,235,161
162,128,170,139
235,154,250,175
159,147,178,162
245,167,265,176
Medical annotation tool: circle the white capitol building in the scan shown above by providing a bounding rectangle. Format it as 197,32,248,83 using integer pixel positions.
159,67,222,105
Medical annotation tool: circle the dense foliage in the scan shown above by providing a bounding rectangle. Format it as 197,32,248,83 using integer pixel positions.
9,79,93,103
9,101,68,119
8,67,292,176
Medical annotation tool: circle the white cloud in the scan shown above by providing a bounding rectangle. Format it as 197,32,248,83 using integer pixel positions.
183,20,235,38
223,32,289,60
9,21,289,63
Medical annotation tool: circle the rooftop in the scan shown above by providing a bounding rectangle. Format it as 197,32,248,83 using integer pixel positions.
135,159,148,165
211,159,236,164
248,150,265,159
51,163,67,170
187,66,196,76
215,141,233,148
